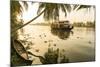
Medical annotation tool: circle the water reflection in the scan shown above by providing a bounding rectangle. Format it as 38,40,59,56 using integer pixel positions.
51,29,73,40
28,47,69,64
18,26,95,64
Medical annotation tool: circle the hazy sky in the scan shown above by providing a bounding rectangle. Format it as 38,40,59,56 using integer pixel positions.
21,2,95,23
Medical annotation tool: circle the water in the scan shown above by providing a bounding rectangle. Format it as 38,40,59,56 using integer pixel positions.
18,25,95,64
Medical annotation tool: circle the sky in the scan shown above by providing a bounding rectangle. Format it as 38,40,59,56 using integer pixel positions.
21,2,95,24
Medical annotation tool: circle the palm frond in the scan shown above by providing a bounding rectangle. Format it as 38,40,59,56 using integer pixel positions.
60,4,67,16
11,1,22,14
37,3,45,14
37,3,72,21
53,4,59,20
77,5,91,10
64,4,71,12
22,1,28,10
73,4,79,10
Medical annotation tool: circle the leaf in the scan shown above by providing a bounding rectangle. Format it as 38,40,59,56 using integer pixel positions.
22,1,28,10
77,5,91,10
64,4,71,12
73,4,79,10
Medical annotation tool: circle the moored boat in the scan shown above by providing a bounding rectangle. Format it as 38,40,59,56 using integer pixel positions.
11,39,33,66
51,20,74,30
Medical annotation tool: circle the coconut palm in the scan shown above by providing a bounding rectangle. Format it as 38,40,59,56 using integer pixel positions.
11,1,94,36
11,1,93,34
11,1,28,38
37,3,71,22
11,1,93,65
11,2,72,33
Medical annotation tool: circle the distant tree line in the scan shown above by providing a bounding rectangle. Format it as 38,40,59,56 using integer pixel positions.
73,21,95,27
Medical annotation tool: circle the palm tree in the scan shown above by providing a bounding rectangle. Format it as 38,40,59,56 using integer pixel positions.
11,1,72,34
37,3,71,22
11,1,93,36
11,1,28,38
11,1,93,65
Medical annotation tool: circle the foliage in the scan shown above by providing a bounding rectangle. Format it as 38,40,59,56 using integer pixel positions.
73,4,93,11
11,1,28,38
11,1,93,65
11,1,93,32
73,21,95,27
37,3,71,21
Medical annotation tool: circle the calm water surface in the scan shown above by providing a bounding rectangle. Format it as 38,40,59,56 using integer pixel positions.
18,25,95,64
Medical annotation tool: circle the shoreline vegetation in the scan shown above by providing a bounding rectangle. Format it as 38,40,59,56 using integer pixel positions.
30,21,95,28
11,1,95,66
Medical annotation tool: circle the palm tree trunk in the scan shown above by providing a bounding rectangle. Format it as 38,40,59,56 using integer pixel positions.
11,9,45,36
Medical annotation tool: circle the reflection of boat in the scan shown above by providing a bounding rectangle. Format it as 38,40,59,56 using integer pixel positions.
11,39,32,66
51,21,74,30
51,29,73,40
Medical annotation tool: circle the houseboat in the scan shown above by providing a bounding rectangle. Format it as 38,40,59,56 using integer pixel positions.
51,21,74,30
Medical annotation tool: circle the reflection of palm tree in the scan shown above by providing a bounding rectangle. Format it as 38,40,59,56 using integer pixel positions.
28,50,58,64
27,51,48,64
27,48,59,64
28,47,69,64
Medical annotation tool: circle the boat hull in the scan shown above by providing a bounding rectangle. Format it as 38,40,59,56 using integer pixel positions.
11,39,32,66
51,24,74,30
